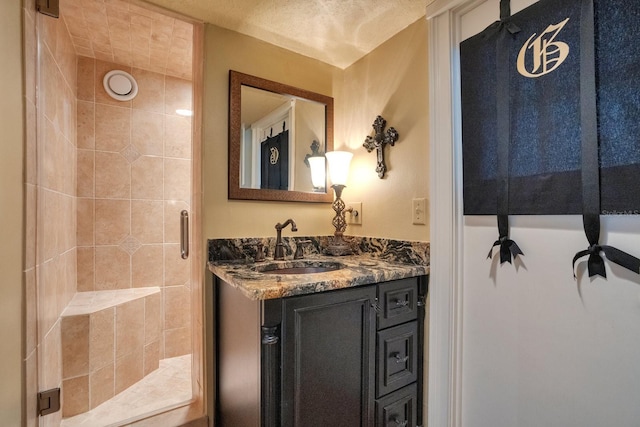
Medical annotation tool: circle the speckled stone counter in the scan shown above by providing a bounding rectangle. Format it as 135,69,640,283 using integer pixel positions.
208,236,429,300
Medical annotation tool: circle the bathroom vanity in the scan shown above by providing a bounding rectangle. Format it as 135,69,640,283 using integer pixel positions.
209,237,429,427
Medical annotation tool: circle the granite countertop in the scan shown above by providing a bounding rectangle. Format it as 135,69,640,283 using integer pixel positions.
208,237,430,300
208,255,429,300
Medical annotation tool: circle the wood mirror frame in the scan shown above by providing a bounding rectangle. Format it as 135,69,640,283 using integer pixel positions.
228,70,334,203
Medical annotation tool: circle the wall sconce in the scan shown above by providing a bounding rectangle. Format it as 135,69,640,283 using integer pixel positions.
363,115,399,179
325,151,353,256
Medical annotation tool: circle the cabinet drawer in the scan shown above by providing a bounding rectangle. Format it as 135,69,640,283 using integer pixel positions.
376,322,418,397
375,383,417,427
377,278,418,330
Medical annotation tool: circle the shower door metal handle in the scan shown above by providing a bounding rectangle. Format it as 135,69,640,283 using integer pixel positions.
180,210,189,259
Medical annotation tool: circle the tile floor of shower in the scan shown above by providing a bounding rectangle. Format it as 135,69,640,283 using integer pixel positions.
61,355,192,427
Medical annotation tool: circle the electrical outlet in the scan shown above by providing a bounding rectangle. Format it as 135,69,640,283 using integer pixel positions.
412,198,426,225
346,202,362,225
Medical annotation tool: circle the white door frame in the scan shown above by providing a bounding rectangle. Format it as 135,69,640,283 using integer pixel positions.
426,1,487,425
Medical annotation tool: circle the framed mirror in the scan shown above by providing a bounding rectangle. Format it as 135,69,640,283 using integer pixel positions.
229,70,333,203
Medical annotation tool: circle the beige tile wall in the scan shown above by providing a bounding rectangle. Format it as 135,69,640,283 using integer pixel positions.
62,0,193,80
76,56,193,358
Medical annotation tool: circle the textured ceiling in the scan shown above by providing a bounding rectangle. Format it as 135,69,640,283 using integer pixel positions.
61,0,193,79
143,0,428,69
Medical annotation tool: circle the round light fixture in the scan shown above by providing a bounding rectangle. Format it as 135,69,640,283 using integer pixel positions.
103,70,138,101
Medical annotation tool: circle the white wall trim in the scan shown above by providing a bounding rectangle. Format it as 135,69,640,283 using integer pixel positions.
427,0,478,19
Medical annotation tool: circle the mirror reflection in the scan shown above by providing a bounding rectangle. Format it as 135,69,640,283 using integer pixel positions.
240,86,326,192
229,70,334,203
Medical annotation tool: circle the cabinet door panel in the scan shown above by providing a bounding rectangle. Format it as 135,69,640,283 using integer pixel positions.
282,286,377,427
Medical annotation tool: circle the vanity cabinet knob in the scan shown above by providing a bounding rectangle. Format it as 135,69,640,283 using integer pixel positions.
371,299,382,313
394,299,409,307
393,417,408,427
392,352,409,364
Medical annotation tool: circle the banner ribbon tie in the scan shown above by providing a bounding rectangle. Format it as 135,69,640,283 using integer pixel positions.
484,19,521,37
488,215,524,264
488,235,524,265
485,0,523,267
572,0,640,280
572,244,640,279
482,0,521,38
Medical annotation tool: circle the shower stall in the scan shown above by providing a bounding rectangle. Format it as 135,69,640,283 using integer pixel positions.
23,0,204,425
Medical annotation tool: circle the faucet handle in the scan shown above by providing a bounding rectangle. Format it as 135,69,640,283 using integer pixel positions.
244,242,266,262
255,242,266,262
294,240,312,260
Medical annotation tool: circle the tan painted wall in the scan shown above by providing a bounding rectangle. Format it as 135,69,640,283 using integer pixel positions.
202,25,343,239
337,18,430,242
0,0,24,424
202,19,429,242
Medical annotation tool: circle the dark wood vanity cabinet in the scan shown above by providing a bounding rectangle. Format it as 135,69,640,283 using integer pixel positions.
215,275,428,427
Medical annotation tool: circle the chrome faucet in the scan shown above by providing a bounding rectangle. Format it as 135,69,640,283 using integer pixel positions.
274,219,297,260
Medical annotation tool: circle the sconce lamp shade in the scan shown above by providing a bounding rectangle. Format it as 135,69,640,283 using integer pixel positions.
308,156,326,189
325,151,353,186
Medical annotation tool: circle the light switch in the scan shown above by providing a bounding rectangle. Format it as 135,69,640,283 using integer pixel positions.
412,198,426,225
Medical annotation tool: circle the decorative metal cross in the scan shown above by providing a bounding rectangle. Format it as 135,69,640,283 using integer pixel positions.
363,115,399,179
